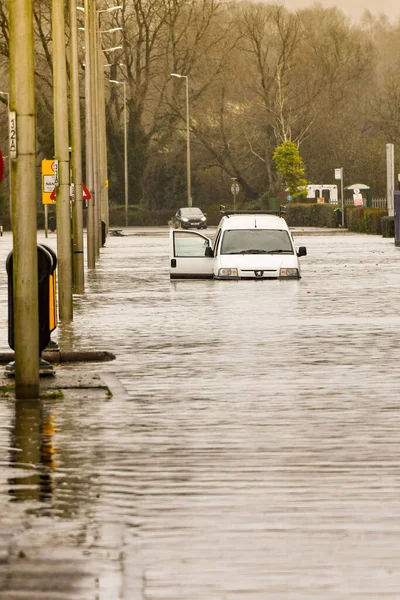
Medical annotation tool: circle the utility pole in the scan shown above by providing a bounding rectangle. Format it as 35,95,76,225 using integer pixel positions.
171,73,192,207
387,143,394,217
9,0,40,397
84,0,96,268
53,0,73,320
110,80,128,226
92,0,100,257
70,0,85,293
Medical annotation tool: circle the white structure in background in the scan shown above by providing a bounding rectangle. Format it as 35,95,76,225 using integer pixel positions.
307,184,338,203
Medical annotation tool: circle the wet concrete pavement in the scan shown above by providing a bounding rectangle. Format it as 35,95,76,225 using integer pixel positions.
1,227,400,599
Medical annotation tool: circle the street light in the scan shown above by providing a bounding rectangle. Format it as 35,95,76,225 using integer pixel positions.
109,79,128,227
103,45,123,52
101,27,122,34
171,73,192,207
95,7,122,247
98,5,122,13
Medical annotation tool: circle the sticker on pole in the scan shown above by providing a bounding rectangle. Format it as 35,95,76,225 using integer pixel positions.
42,159,58,204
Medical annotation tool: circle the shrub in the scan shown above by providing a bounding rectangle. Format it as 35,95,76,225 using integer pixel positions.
381,216,395,238
345,207,387,234
285,203,337,227
346,206,365,232
364,209,386,234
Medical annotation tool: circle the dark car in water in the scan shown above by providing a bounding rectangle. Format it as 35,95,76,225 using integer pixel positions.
171,207,207,229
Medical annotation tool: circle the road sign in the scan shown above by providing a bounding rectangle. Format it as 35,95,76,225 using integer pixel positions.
42,160,58,204
231,182,240,194
334,168,342,180
49,182,91,202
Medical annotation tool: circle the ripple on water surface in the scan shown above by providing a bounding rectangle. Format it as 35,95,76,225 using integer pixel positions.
0,231,400,598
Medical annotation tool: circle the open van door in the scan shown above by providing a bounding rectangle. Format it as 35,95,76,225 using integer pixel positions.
170,230,214,279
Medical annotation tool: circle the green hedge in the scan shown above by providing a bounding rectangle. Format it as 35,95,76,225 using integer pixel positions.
285,203,388,235
285,203,337,228
381,216,395,238
345,206,387,234
40,202,388,234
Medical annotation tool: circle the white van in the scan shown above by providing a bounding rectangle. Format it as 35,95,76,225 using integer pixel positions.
170,209,307,280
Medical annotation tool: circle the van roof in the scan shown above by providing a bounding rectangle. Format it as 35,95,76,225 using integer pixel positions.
218,214,289,231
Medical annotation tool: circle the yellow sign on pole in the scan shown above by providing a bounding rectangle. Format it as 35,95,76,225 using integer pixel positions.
42,159,58,204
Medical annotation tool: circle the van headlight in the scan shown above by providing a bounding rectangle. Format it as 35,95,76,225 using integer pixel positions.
280,268,299,278
218,268,238,277
201,216,206,221
181,217,189,222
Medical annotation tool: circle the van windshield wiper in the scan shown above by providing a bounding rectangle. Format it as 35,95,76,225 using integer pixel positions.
226,249,269,254
225,249,292,254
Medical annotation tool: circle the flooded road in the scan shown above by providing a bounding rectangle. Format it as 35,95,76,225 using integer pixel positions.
1,228,400,599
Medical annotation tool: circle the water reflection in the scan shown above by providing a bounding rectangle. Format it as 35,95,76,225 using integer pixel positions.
9,399,55,503
1,230,400,598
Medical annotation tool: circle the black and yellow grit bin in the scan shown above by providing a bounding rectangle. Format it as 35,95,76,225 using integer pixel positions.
6,244,57,355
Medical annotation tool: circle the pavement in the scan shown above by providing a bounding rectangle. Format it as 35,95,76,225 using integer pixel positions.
0,366,125,399
0,345,124,400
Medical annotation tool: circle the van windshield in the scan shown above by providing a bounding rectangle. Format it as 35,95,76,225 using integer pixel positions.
221,229,294,255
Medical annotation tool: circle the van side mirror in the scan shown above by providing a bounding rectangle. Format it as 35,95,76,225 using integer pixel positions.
297,246,307,257
205,246,214,257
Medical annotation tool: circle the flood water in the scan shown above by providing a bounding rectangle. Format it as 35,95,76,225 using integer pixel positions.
1,228,400,599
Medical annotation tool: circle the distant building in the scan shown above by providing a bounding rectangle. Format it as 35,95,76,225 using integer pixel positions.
307,184,338,204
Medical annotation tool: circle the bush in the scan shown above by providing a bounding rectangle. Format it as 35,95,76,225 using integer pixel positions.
364,209,386,234
345,206,387,234
285,203,337,227
345,206,365,232
381,216,395,238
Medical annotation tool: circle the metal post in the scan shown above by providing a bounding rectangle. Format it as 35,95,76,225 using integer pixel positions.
84,0,96,268
97,10,123,236
92,2,100,257
110,79,129,227
341,168,344,227
70,0,85,292
171,73,192,207
387,143,394,217
53,0,73,321
184,76,191,207
9,0,40,397
98,42,108,241
123,82,128,227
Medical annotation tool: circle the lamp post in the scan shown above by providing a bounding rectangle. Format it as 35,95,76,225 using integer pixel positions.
96,7,122,244
171,73,192,207
109,79,128,227
81,1,122,265
83,0,96,267
70,0,84,292
0,91,11,221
